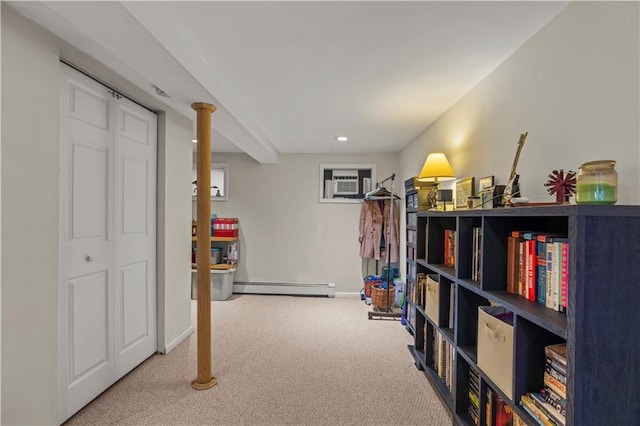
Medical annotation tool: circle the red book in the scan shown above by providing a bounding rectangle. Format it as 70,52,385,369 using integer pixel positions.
560,242,569,313
523,232,539,301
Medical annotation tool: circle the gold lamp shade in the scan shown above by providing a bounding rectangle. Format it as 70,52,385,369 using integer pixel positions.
417,152,456,182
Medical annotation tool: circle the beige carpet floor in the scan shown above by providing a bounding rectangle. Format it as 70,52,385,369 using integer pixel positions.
65,294,451,425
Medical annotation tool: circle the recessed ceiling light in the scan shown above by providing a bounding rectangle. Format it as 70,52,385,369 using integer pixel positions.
192,139,198,143
335,136,349,142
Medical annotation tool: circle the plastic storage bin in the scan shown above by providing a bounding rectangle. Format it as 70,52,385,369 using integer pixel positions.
213,217,239,237
191,268,236,301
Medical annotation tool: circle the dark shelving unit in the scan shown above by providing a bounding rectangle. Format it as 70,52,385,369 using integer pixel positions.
404,185,419,335
404,205,640,426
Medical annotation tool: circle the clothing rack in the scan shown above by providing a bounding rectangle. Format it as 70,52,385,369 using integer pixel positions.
366,173,402,320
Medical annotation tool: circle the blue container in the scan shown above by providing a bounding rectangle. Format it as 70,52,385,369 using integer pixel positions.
210,247,222,264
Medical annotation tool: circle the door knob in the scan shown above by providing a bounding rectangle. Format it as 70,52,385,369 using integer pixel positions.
85,255,93,263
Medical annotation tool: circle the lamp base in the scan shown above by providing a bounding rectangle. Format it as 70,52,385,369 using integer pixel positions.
417,183,439,210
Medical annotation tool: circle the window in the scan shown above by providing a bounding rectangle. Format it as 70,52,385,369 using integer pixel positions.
192,163,228,201
319,163,376,204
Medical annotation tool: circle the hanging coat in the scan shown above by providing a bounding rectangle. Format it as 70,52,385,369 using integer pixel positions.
359,199,399,263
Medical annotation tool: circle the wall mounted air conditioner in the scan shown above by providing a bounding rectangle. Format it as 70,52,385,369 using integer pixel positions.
332,169,359,195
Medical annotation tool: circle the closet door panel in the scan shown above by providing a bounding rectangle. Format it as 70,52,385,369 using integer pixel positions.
113,97,157,380
120,261,149,349
71,143,108,239
59,65,115,420
121,156,148,235
120,105,150,145
68,81,109,130
68,270,109,382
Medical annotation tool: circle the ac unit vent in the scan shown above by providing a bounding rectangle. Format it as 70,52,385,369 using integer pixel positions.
333,177,358,195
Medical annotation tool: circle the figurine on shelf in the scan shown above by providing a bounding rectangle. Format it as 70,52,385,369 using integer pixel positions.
501,132,528,207
545,169,576,203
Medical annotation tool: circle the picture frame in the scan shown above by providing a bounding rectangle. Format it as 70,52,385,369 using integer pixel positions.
479,175,495,209
455,177,475,210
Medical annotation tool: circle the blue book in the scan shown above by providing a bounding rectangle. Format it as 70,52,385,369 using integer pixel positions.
536,235,548,306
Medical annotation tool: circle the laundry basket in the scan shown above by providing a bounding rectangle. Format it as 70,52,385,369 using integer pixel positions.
363,275,383,298
371,284,395,310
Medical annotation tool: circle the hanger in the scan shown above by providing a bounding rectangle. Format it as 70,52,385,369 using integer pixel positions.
365,186,389,198
364,185,400,200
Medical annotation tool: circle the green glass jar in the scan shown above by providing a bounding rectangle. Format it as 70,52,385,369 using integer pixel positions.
576,160,617,205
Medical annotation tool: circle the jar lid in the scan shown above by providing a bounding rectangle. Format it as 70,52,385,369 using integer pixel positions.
580,160,616,169
580,160,616,168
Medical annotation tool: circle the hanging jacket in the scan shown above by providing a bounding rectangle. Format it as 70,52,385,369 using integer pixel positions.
359,199,399,262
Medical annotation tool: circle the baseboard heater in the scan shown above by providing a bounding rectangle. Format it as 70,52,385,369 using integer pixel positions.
233,281,335,297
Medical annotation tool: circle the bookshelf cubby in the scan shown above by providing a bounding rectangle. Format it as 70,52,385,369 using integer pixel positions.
404,204,640,425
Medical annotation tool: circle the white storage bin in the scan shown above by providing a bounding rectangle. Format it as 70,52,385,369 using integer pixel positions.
477,305,514,399
191,268,235,301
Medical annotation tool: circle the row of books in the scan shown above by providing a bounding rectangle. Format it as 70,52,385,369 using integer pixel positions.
519,343,567,426
433,329,454,392
472,227,482,281
407,246,416,262
407,212,417,227
487,387,527,426
444,229,456,267
405,278,416,330
467,364,527,426
507,231,568,312
407,229,416,244
414,273,428,309
468,367,480,425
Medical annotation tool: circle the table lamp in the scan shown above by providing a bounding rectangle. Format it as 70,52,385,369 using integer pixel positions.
417,152,456,210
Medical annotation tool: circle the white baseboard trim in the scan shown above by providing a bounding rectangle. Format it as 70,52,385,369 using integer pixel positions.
233,281,335,297
161,325,194,354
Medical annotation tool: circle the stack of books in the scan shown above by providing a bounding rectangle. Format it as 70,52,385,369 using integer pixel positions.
520,343,567,425
433,330,454,391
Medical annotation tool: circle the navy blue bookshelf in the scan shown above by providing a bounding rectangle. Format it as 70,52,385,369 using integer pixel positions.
404,205,640,426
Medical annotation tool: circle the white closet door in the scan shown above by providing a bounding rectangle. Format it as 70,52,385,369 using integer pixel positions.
59,63,157,422
113,96,157,379
59,64,116,419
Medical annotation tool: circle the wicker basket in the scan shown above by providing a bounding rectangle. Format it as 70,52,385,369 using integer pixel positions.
371,284,395,310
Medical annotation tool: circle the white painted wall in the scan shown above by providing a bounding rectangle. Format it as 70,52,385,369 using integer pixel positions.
401,1,639,202
398,1,640,279
157,111,194,353
0,2,4,415
196,153,400,293
1,5,194,424
1,6,60,424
